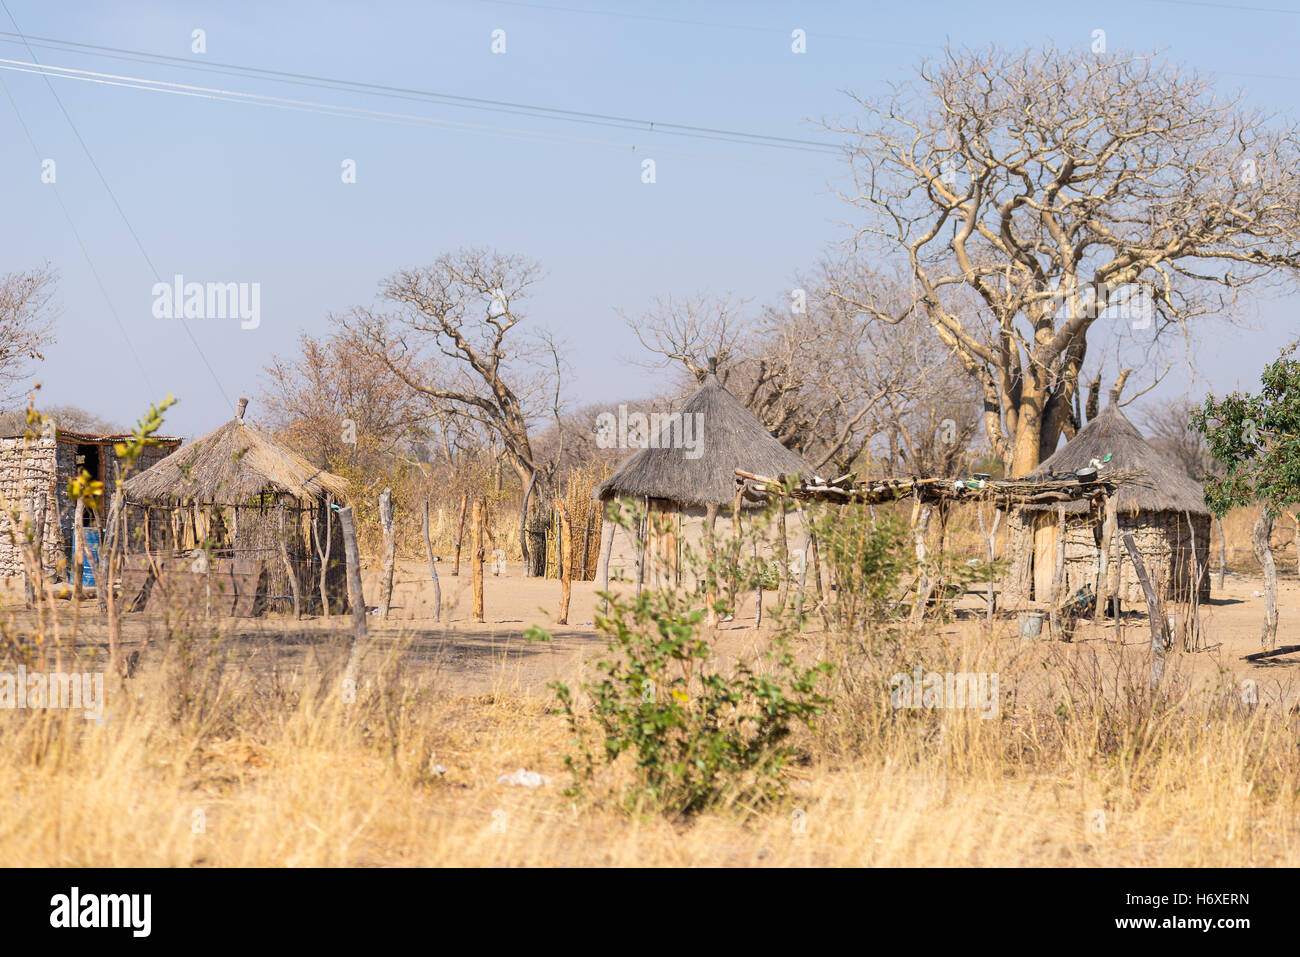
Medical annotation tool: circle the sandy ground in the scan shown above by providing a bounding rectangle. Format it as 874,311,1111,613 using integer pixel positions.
10,559,1300,705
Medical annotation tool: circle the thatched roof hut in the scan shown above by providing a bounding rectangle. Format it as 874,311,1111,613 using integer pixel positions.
124,398,347,506
1024,404,1208,517
593,369,811,590
1003,403,1211,610
594,370,809,509
122,398,349,616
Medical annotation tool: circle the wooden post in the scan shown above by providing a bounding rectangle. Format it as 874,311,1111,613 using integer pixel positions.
579,509,593,582
794,531,812,628
72,498,85,600
278,506,301,619
776,504,790,609
453,492,468,577
1252,508,1279,649
598,509,614,616
703,502,718,626
423,499,442,622
378,488,396,618
1047,505,1066,640
1215,515,1227,591
977,504,1000,624
1122,532,1167,689
1095,493,1116,623
1184,511,1202,652
472,498,485,623
909,503,934,622
556,499,572,625
753,536,763,628
314,495,333,616
338,505,368,681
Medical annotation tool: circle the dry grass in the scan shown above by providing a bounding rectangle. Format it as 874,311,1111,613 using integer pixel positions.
2,601,1299,868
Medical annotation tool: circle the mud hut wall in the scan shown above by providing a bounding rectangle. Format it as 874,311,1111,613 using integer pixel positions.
0,435,65,579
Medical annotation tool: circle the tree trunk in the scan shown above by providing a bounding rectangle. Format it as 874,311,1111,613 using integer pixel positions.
519,469,537,576
1009,389,1046,477
378,488,395,618
1252,509,1279,649
423,499,441,622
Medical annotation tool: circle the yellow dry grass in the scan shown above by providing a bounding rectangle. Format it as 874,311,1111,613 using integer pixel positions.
2,602,1299,868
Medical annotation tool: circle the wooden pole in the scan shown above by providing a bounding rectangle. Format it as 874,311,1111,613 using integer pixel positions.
423,499,442,622
1095,493,1116,623
1122,532,1167,689
1215,515,1227,591
378,488,396,618
977,503,1000,624
598,510,614,616
703,502,718,626
909,502,934,622
472,498,485,623
314,495,333,616
579,508,592,582
338,505,368,682
278,506,301,619
72,497,85,600
449,491,467,577
1252,508,1279,650
776,504,790,608
556,499,572,625
1047,505,1066,639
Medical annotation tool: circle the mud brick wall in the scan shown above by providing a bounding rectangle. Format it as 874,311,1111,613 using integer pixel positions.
0,436,63,581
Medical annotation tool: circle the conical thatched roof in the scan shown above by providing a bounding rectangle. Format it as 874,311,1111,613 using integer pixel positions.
594,372,810,508
123,399,349,506
1028,403,1208,517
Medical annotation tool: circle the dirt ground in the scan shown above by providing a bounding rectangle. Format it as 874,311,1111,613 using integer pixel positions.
12,558,1300,710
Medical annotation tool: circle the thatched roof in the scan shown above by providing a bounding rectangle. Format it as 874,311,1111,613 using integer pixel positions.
594,372,810,508
1026,403,1208,517
123,399,349,506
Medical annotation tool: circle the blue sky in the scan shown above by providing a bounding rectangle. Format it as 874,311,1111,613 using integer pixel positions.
1,0,1298,439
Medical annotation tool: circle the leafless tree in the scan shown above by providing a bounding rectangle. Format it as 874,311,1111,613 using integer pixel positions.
830,44,1300,476
337,248,560,570
626,262,980,476
0,265,57,402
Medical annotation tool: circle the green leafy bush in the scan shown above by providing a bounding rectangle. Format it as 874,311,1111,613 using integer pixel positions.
547,587,828,816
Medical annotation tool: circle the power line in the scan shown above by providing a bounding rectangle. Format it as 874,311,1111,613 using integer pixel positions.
0,29,842,154
0,6,234,410
0,57,841,173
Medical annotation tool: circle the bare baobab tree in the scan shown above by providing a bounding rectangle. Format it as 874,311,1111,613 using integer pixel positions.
831,43,1300,476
